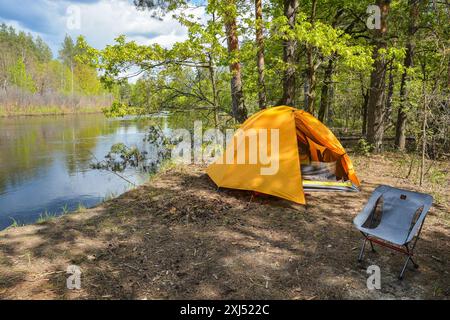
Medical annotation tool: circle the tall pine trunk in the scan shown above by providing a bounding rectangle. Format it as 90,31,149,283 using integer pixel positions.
367,0,390,152
224,1,247,123
280,0,298,106
395,0,419,150
255,0,267,109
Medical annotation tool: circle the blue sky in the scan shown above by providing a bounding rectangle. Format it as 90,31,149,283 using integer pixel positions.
0,0,205,57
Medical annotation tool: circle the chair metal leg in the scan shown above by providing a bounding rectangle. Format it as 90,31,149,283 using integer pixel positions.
358,238,367,262
399,256,411,280
369,240,376,252
410,257,419,269
399,244,420,279
357,204,428,280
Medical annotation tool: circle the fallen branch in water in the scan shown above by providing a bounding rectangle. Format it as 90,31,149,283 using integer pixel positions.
88,151,137,187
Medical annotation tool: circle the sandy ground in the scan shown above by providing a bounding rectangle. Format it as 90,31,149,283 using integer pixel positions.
0,153,448,299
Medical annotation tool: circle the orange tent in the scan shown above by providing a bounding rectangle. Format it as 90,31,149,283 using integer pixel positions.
207,106,360,204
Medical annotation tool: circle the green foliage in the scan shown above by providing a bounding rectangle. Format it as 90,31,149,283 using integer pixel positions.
427,167,448,186
0,25,110,113
59,35,77,67
102,101,131,118
93,142,146,172
37,211,58,224
354,138,373,156
8,57,36,92
8,218,21,228
1,0,446,160
75,63,103,95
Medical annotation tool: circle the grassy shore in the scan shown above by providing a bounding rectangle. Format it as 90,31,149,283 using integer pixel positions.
0,153,448,299
0,105,106,117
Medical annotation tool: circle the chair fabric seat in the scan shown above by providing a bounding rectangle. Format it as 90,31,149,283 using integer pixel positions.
356,224,409,246
353,185,433,245
353,185,433,279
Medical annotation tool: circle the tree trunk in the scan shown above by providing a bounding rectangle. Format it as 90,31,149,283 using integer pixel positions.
420,86,427,186
361,74,369,136
303,73,309,108
367,0,390,152
70,61,74,96
318,59,334,122
305,0,317,113
306,52,317,113
447,58,450,90
207,53,219,128
224,2,247,123
327,82,334,125
317,11,342,122
280,0,298,106
255,0,267,109
395,0,419,150
208,12,220,128
385,66,394,125
362,93,369,136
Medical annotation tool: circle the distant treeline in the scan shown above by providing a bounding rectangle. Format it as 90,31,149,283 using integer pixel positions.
0,24,112,115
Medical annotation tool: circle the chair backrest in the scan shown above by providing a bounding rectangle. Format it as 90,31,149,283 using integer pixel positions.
375,185,433,242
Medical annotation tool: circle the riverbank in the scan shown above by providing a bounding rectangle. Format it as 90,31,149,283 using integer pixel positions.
0,105,106,117
0,153,448,299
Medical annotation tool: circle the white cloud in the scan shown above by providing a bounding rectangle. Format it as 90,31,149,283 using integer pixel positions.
73,0,196,48
0,0,207,56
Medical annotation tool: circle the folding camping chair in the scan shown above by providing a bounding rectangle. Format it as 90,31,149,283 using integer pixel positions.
353,185,433,279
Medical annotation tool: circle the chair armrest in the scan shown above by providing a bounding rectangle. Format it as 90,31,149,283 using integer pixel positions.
353,185,388,228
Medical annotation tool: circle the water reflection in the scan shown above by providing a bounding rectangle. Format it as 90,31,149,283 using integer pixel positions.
0,111,211,230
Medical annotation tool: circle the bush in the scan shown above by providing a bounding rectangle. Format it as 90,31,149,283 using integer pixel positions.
102,101,129,118
354,138,373,156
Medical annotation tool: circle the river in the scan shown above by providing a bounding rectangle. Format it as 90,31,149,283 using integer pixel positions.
0,111,210,230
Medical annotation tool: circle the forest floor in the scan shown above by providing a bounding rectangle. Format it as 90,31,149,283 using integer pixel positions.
0,153,448,299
